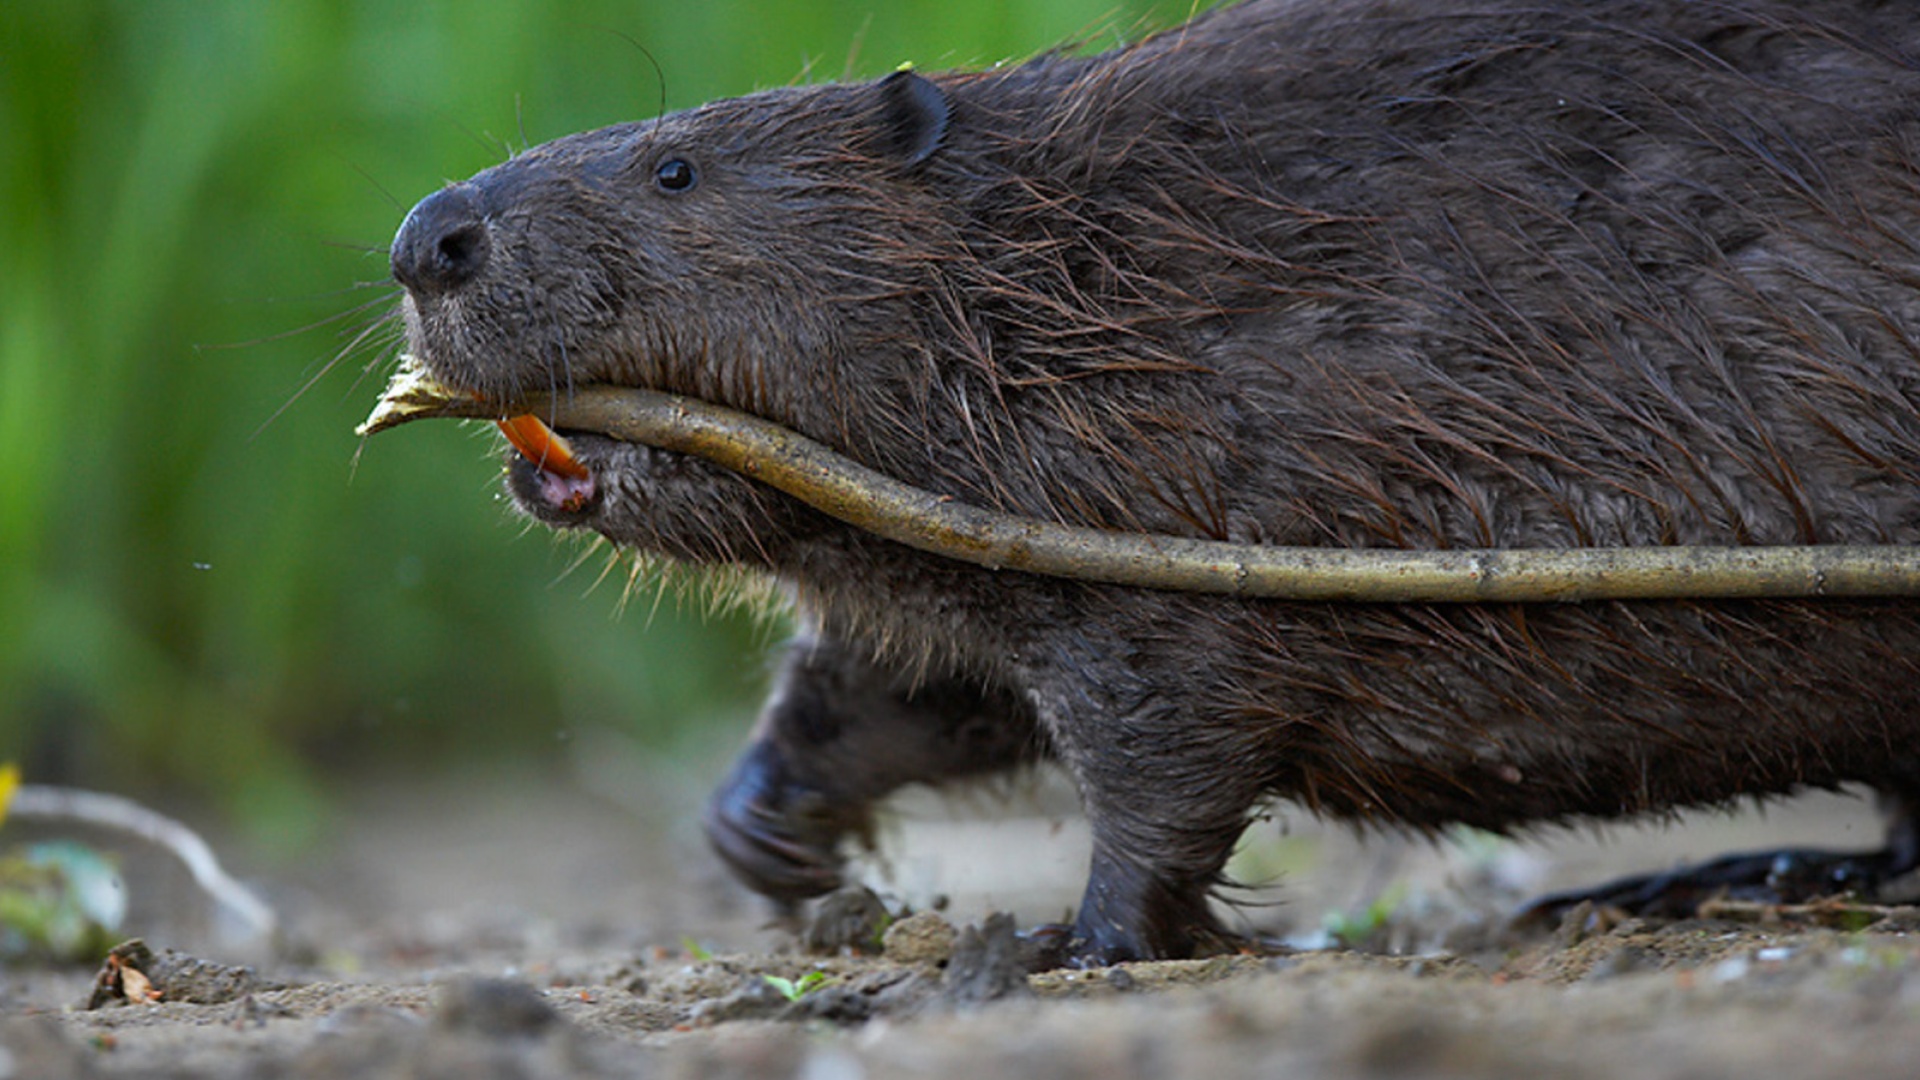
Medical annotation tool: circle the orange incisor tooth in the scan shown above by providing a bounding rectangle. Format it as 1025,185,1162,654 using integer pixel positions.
496,415,590,479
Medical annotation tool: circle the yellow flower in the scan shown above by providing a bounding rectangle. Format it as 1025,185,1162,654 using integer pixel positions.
0,763,19,829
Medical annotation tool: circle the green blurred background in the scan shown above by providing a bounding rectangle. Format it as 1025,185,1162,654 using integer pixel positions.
0,1,1190,859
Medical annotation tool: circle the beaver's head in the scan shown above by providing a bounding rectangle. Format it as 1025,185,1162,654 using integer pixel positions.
387,72,953,559
391,71,951,411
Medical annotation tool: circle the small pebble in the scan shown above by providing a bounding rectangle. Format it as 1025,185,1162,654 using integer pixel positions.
943,913,1031,1006
1552,901,1597,949
434,977,560,1036
1583,945,1658,982
805,886,892,956
882,911,957,965
1711,956,1751,983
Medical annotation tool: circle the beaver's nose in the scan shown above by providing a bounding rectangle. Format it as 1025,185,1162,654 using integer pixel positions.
390,183,489,295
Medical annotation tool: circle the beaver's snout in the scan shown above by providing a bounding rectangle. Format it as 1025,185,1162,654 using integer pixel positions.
391,183,490,296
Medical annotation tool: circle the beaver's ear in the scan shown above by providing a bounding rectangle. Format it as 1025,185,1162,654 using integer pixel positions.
872,70,950,166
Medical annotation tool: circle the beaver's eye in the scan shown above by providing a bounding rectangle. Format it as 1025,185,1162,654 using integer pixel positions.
654,158,696,193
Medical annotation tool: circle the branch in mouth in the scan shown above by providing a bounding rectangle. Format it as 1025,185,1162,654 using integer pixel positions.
355,357,1920,603
355,360,586,482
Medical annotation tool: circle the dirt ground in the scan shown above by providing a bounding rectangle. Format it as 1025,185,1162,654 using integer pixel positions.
6,737,1920,1079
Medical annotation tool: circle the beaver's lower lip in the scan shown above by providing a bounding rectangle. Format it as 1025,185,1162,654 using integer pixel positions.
499,414,597,512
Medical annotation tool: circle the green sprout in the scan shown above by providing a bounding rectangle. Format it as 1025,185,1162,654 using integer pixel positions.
0,840,127,962
1323,885,1409,950
762,971,832,1002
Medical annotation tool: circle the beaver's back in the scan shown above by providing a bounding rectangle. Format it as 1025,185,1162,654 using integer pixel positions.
917,0,1920,556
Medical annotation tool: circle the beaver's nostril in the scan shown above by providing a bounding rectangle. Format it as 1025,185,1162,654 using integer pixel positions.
391,183,490,295
431,224,487,280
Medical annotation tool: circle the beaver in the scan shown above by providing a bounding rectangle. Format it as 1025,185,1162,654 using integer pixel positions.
387,0,1920,965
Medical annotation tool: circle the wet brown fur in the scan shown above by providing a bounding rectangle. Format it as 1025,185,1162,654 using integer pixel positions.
391,0,1920,963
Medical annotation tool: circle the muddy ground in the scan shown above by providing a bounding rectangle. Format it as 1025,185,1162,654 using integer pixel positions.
6,739,1920,1079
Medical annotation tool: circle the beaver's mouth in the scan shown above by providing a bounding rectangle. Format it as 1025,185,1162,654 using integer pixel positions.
356,360,600,512
496,413,597,512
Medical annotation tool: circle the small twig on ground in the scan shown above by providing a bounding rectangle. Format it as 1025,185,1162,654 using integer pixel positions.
1695,896,1913,930
8,785,277,944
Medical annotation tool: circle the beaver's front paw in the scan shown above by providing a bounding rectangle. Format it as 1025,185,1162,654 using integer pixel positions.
703,738,873,907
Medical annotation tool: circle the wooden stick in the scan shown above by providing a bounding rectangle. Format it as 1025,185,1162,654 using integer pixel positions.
360,365,1920,603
